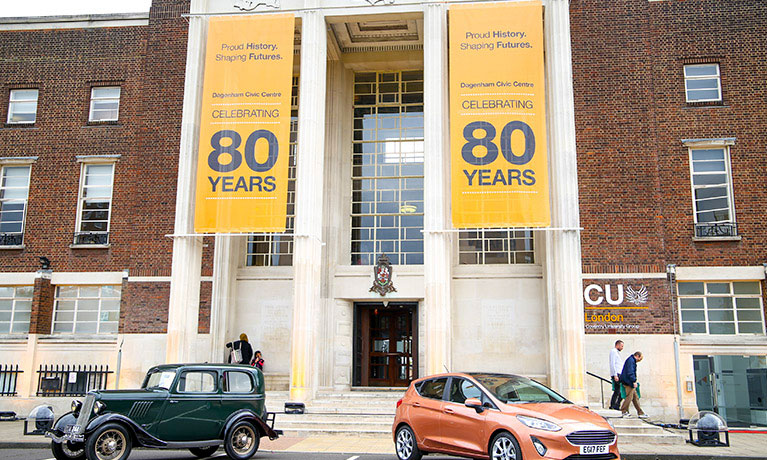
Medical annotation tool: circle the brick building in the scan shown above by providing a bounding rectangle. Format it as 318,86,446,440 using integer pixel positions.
0,0,764,425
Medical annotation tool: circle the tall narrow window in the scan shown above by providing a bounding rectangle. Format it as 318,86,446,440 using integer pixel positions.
352,71,424,265
246,76,299,266
684,64,721,103
0,165,31,246
689,146,736,238
52,285,121,334
89,86,121,122
0,286,33,334
74,163,114,245
7,89,39,124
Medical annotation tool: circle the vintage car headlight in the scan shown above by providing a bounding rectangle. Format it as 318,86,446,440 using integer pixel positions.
93,401,106,415
517,415,562,432
71,400,82,413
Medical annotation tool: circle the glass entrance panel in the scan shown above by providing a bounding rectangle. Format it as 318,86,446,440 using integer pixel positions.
694,354,767,427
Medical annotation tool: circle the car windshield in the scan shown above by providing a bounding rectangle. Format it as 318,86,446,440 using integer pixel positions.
470,373,568,404
143,370,177,390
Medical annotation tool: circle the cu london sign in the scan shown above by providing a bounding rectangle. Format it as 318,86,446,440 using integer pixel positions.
583,284,649,306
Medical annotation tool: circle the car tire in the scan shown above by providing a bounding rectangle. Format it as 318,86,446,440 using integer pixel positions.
85,423,132,460
395,425,422,460
224,420,260,460
489,431,522,460
51,440,86,460
189,446,219,458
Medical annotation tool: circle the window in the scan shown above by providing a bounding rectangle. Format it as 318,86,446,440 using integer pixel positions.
684,64,721,103
224,371,254,393
7,89,39,124
88,86,121,122
246,76,298,266
678,281,764,335
458,229,534,264
418,377,447,400
352,71,424,265
0,165,31,246
688,146,736,237
448,378,484,404
75,163,114,245
52,285,121,334
177,371,217,393
0,286,33,334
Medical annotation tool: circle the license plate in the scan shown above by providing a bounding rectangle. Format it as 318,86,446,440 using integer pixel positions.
579,444,608,455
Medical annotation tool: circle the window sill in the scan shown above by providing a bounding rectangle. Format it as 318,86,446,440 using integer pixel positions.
0,245,25,250
69,244,111,249
685,102,726,108
3,123,37,129
0,334,29,343
692,236,741,242
85,121,121,127
38,334,118,344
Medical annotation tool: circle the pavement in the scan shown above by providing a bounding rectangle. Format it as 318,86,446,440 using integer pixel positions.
2,420,767,459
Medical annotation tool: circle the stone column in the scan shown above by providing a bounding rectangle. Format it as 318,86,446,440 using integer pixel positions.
423,3,453,376
543,0,586,403
166,2,206,364
209,235,239,362
289,8,327,401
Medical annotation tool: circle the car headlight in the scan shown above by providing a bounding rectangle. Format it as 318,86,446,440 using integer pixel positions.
71,400,82,413
93,401,106,415
517,415,562,432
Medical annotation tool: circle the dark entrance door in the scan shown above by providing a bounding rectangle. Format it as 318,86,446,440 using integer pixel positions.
353,302,417,387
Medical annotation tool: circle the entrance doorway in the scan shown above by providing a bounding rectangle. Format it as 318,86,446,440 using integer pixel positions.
353,302,417,387
693,355,767,427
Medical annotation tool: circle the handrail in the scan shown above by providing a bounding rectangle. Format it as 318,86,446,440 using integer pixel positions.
587,371,612,384
586,371,613,409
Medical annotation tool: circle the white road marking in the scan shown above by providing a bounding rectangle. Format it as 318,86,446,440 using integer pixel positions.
346,456,360,460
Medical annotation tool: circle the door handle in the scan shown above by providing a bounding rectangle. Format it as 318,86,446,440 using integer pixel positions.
444,408,455,414
169,400,178,404
413,402,421,408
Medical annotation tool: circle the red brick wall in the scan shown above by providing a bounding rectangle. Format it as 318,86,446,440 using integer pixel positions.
198,280,212,333
119,282,170,333
29,273,54,334
571,0,767,269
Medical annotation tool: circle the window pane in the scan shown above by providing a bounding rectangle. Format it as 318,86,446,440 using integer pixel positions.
681,310,705,322
736,298,760,309
10,89,38,101
709,323,736,335
685,64,718,77
678,283,704,295
707,297,733,309
707,283,730,294
692,173,727,186
737,310,763,322
733,282,760,295
682,322,706,333
738,323,764,334
92,87,121,99
708,310,734,322
687,89,720,101
79,286,100,297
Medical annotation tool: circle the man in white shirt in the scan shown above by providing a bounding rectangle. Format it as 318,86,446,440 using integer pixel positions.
609,340,624,410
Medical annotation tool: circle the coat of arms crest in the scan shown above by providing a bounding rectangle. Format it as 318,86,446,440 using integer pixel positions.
370,254,396,296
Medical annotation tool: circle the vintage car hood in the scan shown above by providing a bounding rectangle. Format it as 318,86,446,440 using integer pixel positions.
504,403,612,428
90,388,169,401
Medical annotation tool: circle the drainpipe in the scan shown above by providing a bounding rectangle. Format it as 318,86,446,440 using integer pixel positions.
667,264,683,421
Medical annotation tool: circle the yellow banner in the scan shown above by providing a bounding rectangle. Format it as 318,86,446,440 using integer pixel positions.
449,2,550,228
194,14,295,233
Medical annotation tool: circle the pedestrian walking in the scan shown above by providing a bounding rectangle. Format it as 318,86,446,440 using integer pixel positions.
226,333,253,365
609,340,624,410
251,350,265,370
620,351,647,418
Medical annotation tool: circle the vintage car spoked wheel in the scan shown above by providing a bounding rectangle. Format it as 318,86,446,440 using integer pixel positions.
395,425,422,460
85,423,132,460
490,432,520,460
51,440,85,460
224,421,260,460
189,446,219,458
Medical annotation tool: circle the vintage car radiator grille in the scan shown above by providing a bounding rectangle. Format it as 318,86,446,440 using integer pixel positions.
128,401,153,419
73,394,96,433
565,430,616,446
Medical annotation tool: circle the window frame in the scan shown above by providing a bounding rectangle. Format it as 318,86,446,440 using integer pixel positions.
684,63,722,103
6,89,39,124
0,285,34,334
223,371,255,394
74,161,116,246
0,163,32,246
51,284,122,335
175,370,219,394
677,281,765,335
687,144,736,235
88,86,121,122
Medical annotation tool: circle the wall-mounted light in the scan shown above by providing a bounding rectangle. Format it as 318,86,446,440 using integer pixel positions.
39,256,51,270
666,264,676,282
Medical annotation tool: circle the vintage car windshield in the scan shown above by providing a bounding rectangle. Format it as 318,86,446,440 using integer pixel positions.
470,373,568,404
143,370,177,389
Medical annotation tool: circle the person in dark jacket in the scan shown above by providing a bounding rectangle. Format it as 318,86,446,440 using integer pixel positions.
619,351,647,418
226,333,253,365
251,350,264,370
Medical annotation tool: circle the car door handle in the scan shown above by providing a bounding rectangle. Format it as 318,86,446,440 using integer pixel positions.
412,402,421,408
444,408,455,414
169,400,178,404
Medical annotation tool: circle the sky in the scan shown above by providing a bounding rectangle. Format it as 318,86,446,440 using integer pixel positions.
0,0,152,18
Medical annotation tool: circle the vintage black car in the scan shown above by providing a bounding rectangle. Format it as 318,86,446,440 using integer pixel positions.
44,363,280,460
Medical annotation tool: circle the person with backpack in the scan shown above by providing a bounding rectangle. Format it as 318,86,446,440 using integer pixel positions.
226,333,253,365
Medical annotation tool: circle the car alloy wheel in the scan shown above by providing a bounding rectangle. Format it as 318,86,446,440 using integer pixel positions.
85,423,131,460
394,426,422,460
491,432,519,460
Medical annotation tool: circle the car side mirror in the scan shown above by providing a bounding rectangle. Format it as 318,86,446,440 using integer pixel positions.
465,398,484,413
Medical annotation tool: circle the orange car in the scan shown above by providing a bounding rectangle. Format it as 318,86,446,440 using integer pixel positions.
393,373,620,460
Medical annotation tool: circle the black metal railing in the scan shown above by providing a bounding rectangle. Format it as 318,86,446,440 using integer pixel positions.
0,364,23,396
73,232,109,245
586,371,613,409
695,222,738,238
36,364,112,396
0,233,23,246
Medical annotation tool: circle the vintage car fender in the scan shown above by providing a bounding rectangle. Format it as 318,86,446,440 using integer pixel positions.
85,413,167,448
52,411,78,432
222,409,280,441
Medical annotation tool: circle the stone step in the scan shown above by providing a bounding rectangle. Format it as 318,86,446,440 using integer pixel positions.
276,413,394,423
616,432,687,445
611,424,668,435
278,427,391,438
278,421,392,431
